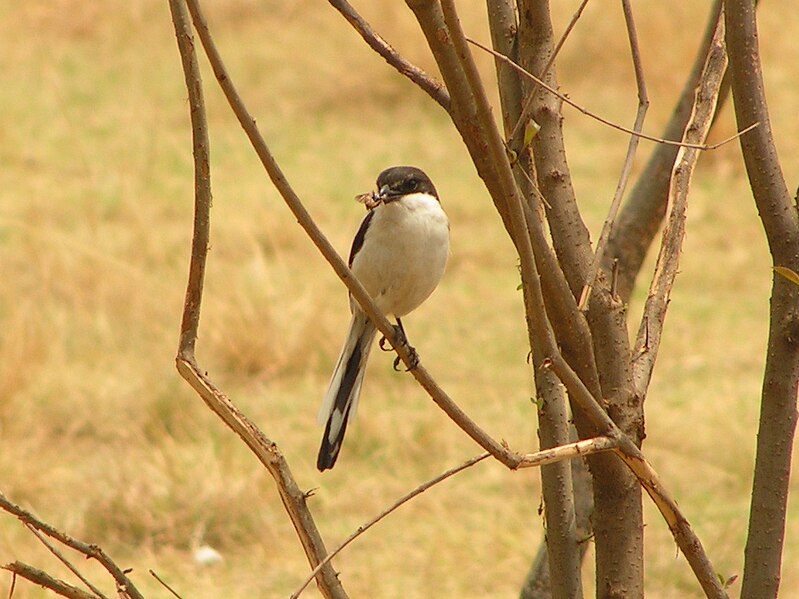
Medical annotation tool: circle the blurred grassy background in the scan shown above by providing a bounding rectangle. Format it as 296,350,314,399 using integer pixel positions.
1,0,797,597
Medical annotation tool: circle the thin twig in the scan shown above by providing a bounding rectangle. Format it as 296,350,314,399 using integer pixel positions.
290,453,490,598
326,0,449,111
182,0,520,468
149,570,183,599
7,571,16,599
578,0,649,310
468,36,755,151
25,524,107,599
0,494,144,599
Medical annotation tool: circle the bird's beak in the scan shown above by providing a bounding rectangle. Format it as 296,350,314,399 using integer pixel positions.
377,184,400,203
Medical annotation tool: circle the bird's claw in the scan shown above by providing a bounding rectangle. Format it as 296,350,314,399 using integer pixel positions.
393,346,419,372
382,323,419,371
380,323,406,353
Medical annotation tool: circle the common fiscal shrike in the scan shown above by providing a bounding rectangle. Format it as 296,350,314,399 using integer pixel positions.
316,166,450,471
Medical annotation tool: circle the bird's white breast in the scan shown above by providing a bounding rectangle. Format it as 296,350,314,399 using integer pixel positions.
351,193,450,318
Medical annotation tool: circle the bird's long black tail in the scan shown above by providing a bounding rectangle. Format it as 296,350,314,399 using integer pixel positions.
317,312,376,471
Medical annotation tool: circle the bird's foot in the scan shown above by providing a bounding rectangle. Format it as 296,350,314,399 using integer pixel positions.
379,322,407,353
393,346,419,372
380,322,419,371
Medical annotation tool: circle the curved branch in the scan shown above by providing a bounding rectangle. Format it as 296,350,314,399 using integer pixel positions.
327,0,450,111
168,2,347,597
183,0,520,468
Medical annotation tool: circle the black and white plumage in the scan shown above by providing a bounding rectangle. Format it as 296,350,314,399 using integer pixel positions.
316,166,450,471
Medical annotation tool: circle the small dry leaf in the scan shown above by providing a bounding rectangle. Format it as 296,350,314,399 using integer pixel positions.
774,265,799,287
355,192,381,210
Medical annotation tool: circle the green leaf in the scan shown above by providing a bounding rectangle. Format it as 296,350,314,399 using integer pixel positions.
716,572,738,589
774,266,799,287
523,119,541,149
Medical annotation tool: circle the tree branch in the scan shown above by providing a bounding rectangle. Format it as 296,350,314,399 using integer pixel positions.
0,493,144,599
25,524,108,599
291,436,617,599
2,563,99,599
290,453,490,599
611,438,728,599
507,0,590,151
725,1,799,597
632,13,728,399
167,2,347,597
485,7,591,594
517,436,618,468
468,36,749,152
605,0,725,301
578,0,649,311
541,357,728,598
326,0,450,111
182,0,520,468
529,366,584,599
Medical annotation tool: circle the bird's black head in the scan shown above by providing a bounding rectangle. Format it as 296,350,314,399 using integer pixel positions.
376,166,438,202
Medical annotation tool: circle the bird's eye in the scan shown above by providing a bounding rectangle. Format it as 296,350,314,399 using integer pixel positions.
406,179,419,191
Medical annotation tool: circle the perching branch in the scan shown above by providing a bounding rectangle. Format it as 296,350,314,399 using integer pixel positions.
167,2,347,597
182,0,522,468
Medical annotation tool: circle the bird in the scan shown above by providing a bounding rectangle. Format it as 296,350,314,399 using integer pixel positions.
316,166,450,471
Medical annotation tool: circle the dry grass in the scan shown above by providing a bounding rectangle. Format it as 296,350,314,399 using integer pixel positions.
1,1,798,597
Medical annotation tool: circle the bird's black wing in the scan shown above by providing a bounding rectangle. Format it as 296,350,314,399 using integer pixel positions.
348,209,375,267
